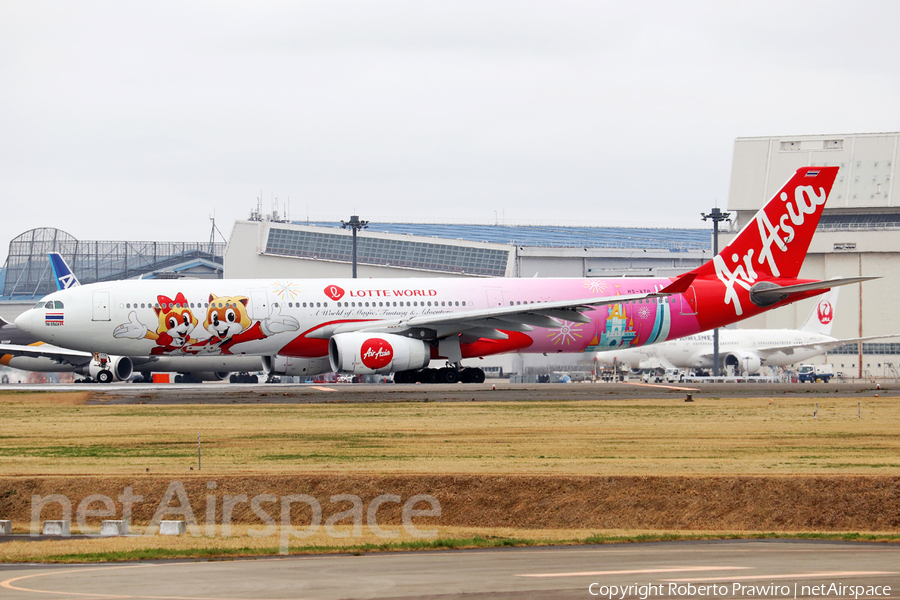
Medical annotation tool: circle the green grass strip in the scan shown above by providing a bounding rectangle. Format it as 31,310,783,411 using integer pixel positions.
12,532,900,564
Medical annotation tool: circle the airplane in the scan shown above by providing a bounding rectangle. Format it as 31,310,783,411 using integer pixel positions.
0,254,264,383
13,167,875,384
593,288,899,375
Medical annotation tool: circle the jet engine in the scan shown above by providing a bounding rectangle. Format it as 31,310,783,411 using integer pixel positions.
263,355,331,377
76,356,134,383
723,351,762,375
329,333,430,375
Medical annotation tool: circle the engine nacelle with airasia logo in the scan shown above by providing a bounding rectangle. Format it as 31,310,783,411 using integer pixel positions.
723,351,762,375
75,356,134,382
329,333,430,375
263,355,332,377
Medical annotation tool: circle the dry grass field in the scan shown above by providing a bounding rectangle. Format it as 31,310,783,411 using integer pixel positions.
2,390,898,562
0,391,897,476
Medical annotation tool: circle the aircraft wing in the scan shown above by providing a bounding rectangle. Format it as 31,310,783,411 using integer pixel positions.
692,334,900,362
0,343,93,366
307,276,696,340
754,334,900,358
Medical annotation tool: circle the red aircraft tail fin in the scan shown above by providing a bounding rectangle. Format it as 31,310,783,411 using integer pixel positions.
690,166,839,282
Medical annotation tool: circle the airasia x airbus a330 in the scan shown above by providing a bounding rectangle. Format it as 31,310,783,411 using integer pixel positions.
13,167,872,383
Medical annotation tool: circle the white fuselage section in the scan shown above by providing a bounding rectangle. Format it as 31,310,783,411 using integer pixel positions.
594,329,838,371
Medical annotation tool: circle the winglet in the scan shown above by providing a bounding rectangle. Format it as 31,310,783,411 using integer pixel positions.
658,273,696,295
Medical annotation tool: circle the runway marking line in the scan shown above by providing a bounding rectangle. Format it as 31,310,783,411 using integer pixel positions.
622,382,701,392
310,386,336,391
666,570,898,582
0,564,313,600
518,566,751,578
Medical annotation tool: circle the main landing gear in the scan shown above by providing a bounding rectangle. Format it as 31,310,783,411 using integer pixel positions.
394,366,486,384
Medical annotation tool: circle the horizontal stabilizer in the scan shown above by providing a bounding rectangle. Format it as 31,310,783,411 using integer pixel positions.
753,276,878,298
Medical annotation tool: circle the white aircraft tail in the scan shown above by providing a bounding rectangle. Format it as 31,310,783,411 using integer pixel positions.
799,288,839,335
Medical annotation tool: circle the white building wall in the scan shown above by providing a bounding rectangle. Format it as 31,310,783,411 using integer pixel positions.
724,133,900,375
729,132,898,218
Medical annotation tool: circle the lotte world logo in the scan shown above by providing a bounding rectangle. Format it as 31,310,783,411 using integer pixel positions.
324,285,345,301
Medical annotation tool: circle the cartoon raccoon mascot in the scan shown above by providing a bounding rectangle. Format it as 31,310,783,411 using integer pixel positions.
187,294,300,355
113,292,198,355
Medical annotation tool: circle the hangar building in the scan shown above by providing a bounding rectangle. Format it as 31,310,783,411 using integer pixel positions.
723,132,900,378
224,219,711,280
0,227,224,321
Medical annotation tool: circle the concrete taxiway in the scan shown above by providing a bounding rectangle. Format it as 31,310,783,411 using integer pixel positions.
2,380,894,404
1,540,898,599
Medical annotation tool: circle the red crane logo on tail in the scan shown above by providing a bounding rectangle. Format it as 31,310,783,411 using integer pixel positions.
817,300,833,325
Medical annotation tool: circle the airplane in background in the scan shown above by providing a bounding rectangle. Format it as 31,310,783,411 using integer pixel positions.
594,288,899,375
13,167,875,384
0,254,263,383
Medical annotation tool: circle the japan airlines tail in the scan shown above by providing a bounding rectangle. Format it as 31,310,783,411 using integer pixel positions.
595,288,899,374
13,166,875,383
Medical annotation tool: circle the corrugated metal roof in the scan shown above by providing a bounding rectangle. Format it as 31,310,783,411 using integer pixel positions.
303,222,712,251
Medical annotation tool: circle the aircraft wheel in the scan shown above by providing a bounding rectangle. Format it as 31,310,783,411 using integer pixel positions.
461,368,486,384
395,370,416,384
438,368,459,384
97,370,113,384
418,369,439,384
250,375,259,384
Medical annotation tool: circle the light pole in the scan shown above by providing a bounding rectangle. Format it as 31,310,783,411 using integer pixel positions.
701,207,731,377
341,215,369,279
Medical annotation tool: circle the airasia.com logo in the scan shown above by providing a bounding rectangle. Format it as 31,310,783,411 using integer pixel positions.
817,300,834,324
360,338,393,370
324,285,345,301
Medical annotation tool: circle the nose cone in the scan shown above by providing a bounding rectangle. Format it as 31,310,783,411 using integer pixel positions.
14,310,36,336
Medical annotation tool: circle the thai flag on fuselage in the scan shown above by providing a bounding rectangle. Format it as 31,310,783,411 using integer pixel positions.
45,312,64,326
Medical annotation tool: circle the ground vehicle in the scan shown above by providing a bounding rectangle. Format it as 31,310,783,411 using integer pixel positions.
640,367,683,383
797,364,833,383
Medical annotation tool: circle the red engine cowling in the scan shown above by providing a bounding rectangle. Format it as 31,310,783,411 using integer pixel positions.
329,333,430,375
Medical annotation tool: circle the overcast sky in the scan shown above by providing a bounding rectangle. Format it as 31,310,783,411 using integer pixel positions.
1,1,898,259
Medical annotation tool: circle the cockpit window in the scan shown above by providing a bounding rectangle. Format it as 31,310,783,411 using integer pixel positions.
45,301,54,309
35,302,45,309
54,301,64,309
